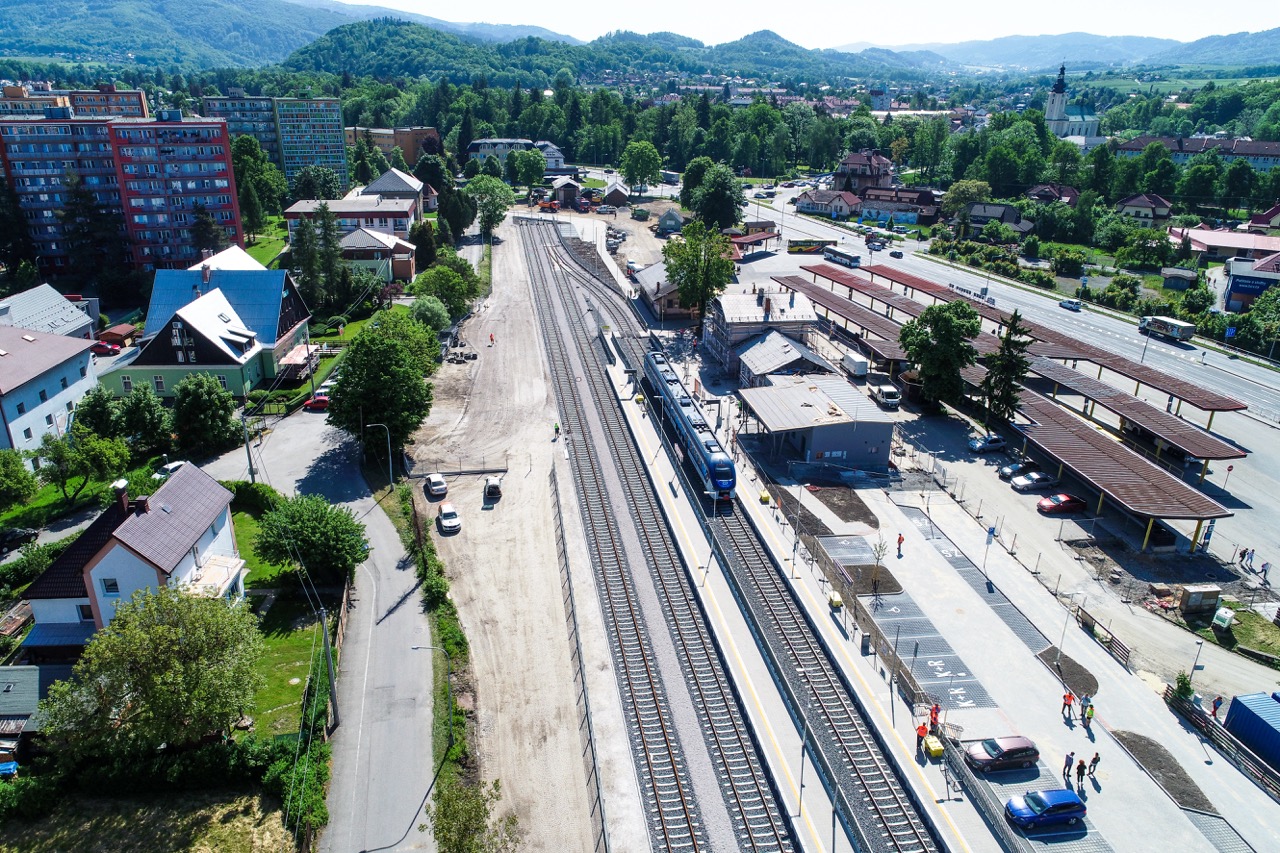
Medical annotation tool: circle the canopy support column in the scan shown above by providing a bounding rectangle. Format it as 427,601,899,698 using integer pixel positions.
1141,517,1155,552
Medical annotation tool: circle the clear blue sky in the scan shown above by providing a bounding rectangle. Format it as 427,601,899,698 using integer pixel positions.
338,0,1280,49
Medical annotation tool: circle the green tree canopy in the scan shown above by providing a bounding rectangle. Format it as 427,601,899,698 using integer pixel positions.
255,493,369,586
119,386,171,457
38,586,265,765
662,219,735,333
689,163,744,231
899,301,981,405
411,295,452,332
620,140,661,187
327,329,434,449
480,154,503,178
290,165,343,202
368,309,440,376
679,156,714,209
73,385,121,442
979,310,1032,425
28,424,129,502
409,265,471,319
464,174,515,238
171,373,240,452
941,179,992,217
0,448,37,514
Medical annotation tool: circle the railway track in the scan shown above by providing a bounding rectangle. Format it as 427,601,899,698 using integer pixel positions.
538,217,943,853
520,218,794,853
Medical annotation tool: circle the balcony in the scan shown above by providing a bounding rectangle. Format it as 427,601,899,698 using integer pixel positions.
179,553,246,601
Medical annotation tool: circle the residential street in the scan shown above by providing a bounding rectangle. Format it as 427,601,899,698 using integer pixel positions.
202,408,436,853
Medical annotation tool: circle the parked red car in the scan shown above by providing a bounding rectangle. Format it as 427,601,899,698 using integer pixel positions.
303,392,330,411
90,341,121,356
1037,493,1087,514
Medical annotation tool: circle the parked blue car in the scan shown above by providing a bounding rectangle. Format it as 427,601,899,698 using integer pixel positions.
1005,789,1086,829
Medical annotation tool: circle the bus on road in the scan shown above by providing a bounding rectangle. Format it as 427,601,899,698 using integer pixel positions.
822,245,862,268
787,238,837,254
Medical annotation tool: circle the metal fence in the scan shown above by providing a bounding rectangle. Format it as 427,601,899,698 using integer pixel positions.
1163,685,1280,806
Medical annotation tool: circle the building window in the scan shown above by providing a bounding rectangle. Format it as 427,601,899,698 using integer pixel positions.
176,351,184,363
80,366,87,377
15,402,24,415
121,375,133,393
153,376,164,393
45,414,54,426
66,401,74,412
22,428,32,440
216,375,228,390
101,578,120,596
60,376,68,389
78,604,94,622
38,389,47,403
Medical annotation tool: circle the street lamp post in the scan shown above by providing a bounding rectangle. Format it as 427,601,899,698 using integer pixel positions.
1189,639,1205,684
412,645,455,754
368,423,393,488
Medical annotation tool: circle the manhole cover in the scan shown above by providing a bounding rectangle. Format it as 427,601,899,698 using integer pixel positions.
289,678,302,685
1204,572,1217,580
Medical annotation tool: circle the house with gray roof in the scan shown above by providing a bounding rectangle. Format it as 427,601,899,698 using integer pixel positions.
0,284,95,340
21,464,243,661
360,167,430,211
702,288,817,373
735,330,835,387
633,261,692,322
0,326,96,465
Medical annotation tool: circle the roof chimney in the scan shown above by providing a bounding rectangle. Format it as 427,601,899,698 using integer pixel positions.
138,496,150,515
201,263,211,285
112,478,129,513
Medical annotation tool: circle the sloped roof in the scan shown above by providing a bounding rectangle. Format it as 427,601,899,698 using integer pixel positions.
186,245,266,271
112,464,232,575
145,268,290,346
0,326,92,395
340,227,416,252
0,284,91,337
551,176,581,190
286,197,416,217
1116,193,1172,210
363,167,423,196
1253,251,1280,274
170,289,262,364
24,500,132,600
798,190,861,207
736,330,835,377
633,261,678,301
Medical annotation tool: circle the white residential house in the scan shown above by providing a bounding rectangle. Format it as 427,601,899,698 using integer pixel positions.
21,465,245,661
795,190,861,220
0,326,96,467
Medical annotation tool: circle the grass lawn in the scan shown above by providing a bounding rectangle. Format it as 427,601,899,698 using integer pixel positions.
232,510,292,589
1196,601,1280,657
581,177,606,188
478,242,493,297
310,304,408,342
0,459,163,530
250,593,331,739
0,791,289,852
244,216,288,268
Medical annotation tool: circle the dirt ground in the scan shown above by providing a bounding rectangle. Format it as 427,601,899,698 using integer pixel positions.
410,219,594,853
1037,647,1100,699
1111,731,1217,813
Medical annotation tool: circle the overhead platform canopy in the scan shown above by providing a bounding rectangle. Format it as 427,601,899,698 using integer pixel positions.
731,231,777,247
1016,390,1232,521
1026,357,1245,461
773,275,907,360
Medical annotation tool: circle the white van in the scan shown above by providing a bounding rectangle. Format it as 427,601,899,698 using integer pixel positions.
841,351,869,378
872,384,901,409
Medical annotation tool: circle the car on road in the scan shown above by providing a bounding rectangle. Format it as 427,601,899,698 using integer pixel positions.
998,460,1037,481
152,460,188,481
90,341,121,356
1004,789,1086,830
1059,299,1083,311
603,168,614,174
889,250,904,258
425,473,448,497
597,204,616,214
753,191,767,199
0,528,39,555
303,392,330,411
1037,493,1087,514
965,736,1040,773
968,434,1007,453
634,184,648,194
1011,471,1059,492
437,502,461,533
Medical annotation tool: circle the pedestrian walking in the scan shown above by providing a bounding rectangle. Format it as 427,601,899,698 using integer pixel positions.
1088,753,1100,777
1062,691,1076,719
897,533,904,558
1080,693,1092,712
1240,547,1250,567
1212,696,1223,720
1084,705,1095,730
1262,562,1271,585
1063,751,1075,779
490,332,495,346
916,723,928,752
1247,548,1256,568
1076,759,1087,787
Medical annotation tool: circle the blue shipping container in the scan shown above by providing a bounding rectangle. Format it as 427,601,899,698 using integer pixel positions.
1223,692,1280,772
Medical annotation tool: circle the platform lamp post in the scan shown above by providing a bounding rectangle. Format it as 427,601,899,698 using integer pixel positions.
1189,639,1205,684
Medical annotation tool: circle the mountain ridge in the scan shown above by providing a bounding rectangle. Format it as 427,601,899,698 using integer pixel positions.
834,32,1183,69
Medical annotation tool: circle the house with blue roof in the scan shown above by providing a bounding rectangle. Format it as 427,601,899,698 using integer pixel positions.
97,248,311,399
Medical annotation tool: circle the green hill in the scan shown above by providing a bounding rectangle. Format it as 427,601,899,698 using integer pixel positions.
1144,27,1280,66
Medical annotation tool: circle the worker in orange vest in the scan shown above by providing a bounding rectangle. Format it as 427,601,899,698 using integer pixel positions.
916,722,929,751
929,703,941,734
1062,691,1076,720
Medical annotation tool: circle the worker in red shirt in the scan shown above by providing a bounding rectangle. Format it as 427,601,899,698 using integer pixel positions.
1062,691,1075,720
929,703,941,734
916,723,928,752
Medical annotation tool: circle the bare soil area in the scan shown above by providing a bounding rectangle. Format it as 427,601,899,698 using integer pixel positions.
1111,730,1217,813
410,220,594,853
1037,647,1099,699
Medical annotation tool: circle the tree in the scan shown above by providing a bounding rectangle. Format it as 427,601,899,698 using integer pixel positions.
255,494,369,586
410,265,471,318
662,220,734,333
59,171,129,293
171,373,240,452
119,386,170,456
1181,284,1215,316
290,165,342,202
981,221,1018,245
38,586,264,765
0,177,36,273
232,135,286,215
464,175,516,238
941,179,991,217
411,295,451,332
316,203,344,309
290,213,321,305
388,146,410,173
679,156,714,209
327,330,433,449
239,181,266,243
73,385,122,441
409,218,438,267
620,140,662,188
689,163,745,231
979,311,1032,425
480,154,503,178
191,202,228,255
29,424,130,502
898,301,981,405
462,158,481,179
424,778,522,853
0,449,37,514
368,309,440,376
512,149,546,194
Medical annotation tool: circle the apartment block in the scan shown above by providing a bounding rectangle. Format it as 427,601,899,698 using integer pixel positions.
200,92,279,163
0,85,69,117
344,125,441,166
0,107,242,275
273,98,348,190
67,84,149,118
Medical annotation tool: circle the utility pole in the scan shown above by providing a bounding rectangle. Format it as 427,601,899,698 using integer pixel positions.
240,411,256,483
320,605,339,728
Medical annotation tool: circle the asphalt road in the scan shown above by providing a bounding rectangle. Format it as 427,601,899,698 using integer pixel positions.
202,407,437,853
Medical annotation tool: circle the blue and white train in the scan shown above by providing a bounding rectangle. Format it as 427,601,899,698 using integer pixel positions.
643,352,736,500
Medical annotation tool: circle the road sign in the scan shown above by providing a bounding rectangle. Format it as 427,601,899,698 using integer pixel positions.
986,526,996,546
1225,326,1237,338
1080,276,1088,286
1228,465,1234,472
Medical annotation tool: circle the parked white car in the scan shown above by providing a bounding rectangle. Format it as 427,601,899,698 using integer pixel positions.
425,473,448,497
437,502,461,533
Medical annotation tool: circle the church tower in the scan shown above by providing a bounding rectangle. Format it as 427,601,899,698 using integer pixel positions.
1046,64,1068,131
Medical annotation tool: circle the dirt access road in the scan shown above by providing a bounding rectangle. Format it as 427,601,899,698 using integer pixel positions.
411,217,596,852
